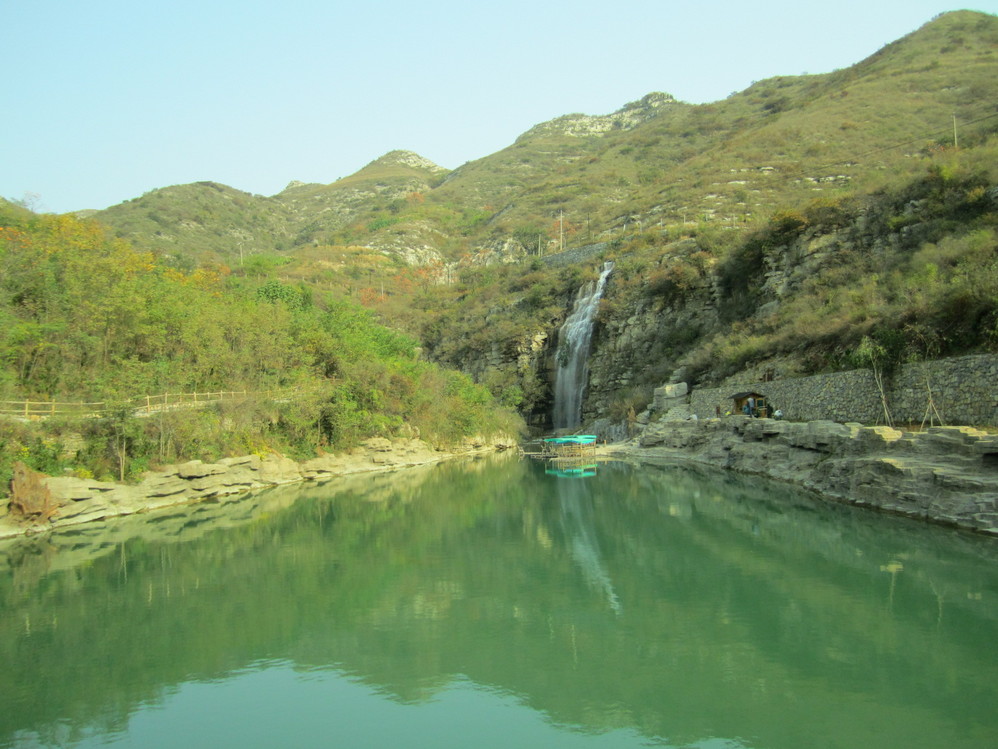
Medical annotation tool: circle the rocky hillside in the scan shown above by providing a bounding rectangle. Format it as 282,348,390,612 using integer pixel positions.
411,152,997,431
92,150,450,266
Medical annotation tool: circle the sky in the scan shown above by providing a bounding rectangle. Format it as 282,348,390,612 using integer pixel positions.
3,1,997,214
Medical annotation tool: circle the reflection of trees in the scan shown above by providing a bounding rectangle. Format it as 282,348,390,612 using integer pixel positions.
1,455,997,748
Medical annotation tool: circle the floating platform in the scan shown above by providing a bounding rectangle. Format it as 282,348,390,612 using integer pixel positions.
518,435,607,478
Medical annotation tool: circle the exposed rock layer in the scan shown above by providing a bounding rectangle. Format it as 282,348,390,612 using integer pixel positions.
0,437,512,539
614,417,998,536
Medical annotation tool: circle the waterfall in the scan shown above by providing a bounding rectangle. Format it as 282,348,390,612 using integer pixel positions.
552,261,614,430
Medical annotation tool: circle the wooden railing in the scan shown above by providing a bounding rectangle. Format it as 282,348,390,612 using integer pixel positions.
0,389,300,420
0,400,109,419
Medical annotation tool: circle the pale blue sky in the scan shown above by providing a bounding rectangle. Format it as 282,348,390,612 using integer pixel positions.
3,1,995,213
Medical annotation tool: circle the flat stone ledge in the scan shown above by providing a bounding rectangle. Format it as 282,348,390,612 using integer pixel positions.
0,438,515,540
623,417,998,537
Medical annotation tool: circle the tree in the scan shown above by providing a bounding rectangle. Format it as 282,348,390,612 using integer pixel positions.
855,336,890,426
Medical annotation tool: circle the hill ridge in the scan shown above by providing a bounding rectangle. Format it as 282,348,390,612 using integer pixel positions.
88,10,998,267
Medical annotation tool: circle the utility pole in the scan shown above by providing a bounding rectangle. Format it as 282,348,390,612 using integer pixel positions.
559,210,565,253
953,113,959,149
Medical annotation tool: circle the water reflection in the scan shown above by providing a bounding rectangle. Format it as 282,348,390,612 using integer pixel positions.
544,459,599,478
556,473,622,615
1,454,997,748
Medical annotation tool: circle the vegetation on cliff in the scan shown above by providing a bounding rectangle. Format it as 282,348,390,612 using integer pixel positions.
411,146,998,423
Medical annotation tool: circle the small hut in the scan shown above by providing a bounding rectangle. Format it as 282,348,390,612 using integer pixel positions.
731,391,768,418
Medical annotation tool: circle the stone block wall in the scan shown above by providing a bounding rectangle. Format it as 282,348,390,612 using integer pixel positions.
891,355,998,426
689,354,998,426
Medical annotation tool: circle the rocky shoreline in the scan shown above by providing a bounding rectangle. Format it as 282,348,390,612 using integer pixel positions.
4,418,997,542
0,436,515,540
608,416,998,537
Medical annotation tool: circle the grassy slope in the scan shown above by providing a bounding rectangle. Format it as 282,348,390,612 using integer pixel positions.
436,11,998,242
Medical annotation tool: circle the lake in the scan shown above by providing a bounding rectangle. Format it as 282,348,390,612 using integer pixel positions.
1,453,996,748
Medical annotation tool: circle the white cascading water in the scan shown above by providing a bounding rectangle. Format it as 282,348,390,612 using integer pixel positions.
552,261,614,430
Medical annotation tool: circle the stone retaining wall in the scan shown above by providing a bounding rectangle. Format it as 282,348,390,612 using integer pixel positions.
539,242,609,268
689,354,998,426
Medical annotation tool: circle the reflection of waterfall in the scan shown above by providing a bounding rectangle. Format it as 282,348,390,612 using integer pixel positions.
558,480,622,615
553,262,614,430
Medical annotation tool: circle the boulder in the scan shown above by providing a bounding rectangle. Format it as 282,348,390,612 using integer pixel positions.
651,382,690,413
142,476,194,498
56,499,114,521
663,382,689,398
781,420,858,452
219,455,262,469
8,462,58,522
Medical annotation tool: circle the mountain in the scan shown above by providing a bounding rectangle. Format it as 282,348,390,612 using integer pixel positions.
274,150,451,265
405,10,998,421
437,9,998,240
89,11,998,273
90,150,448,266
86,181,291,267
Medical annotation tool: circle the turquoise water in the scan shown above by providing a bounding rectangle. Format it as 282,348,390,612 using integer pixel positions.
1,454,996,748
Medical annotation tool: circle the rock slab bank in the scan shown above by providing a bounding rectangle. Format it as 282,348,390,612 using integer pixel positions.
614,417,998,536
0,437,512,539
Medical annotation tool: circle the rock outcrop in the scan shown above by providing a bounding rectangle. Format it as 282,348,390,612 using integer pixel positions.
518,93,676,139
616,417,998,536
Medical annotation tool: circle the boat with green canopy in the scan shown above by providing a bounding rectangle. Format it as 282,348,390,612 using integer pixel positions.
543,435,597,446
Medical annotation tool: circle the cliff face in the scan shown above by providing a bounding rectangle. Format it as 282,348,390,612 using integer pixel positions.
572,169,997,430
585,284,717,423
